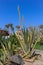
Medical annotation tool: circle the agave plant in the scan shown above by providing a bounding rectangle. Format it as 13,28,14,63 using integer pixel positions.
16,26,41,58
0,32,20,65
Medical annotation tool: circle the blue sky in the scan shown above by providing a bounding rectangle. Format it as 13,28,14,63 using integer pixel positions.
0,0,43,29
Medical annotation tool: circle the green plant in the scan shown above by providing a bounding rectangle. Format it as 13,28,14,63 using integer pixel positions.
0,33,20,65
16,27,41,58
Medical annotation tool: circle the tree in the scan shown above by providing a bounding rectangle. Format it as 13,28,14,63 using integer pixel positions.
39,25,43,34
5,23,14,34
39,25,43,45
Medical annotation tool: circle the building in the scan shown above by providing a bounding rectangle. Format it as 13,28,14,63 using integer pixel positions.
0,29,9,36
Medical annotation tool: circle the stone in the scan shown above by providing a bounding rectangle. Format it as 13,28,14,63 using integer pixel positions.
10,54,24,65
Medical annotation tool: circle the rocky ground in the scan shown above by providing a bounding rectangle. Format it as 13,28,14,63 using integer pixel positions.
9,50,43,65
24,50,43,65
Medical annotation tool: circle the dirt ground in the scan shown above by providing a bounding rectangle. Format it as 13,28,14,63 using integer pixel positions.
24,50,43,65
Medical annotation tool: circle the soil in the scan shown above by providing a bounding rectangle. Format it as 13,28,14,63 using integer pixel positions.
24,50,43,65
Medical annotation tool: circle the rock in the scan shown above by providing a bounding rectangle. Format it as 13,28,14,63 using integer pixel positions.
9,62,20,65
10,54,24,65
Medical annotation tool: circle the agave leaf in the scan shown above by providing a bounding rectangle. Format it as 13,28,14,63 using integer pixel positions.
0,61,3,65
